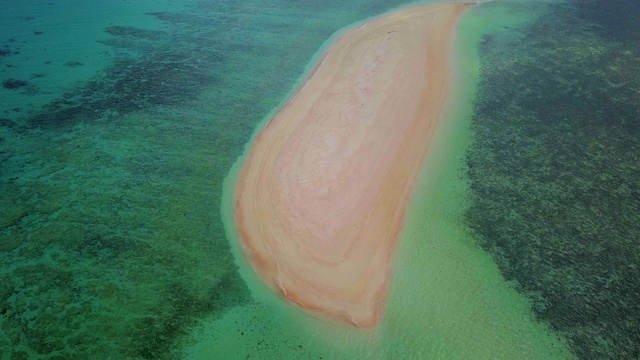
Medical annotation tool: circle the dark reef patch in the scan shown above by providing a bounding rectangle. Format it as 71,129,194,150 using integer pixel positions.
104,25,166,41
29,52,220,128
0,118,15,128
28,20,221,129
146,11,206,25
573,0,640,43
2,78,28,89
128,273,250,359
468,2,640,359
63,61,84,68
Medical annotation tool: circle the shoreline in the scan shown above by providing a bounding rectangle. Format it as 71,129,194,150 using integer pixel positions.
234,2,471,327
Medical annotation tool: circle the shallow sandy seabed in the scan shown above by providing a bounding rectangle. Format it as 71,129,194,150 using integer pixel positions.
235,2,469,327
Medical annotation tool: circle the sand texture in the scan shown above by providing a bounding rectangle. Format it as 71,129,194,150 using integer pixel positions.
235,3,469,327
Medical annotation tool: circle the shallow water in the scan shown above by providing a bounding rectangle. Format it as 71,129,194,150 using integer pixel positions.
0,0,638,359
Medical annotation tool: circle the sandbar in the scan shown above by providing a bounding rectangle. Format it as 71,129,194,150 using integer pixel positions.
235,2,470,327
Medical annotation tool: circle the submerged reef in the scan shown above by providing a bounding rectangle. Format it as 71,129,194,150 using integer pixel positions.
1,0,420,357
0,3,258,358
29,31,219,129
468,1,640,359
0,104,253,359
62,61,84,68
2,79,28,90
104,25,166,40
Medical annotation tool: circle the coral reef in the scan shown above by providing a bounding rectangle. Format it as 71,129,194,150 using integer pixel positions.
467,2,640,359
2,79,28,90
62,61,83,68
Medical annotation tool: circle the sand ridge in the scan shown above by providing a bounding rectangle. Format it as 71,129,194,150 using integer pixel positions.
235,2,470,327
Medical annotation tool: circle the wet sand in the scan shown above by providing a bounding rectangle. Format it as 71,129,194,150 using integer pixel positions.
235,2,470,327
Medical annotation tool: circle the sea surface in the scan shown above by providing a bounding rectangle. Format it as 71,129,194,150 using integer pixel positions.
0,0,637,359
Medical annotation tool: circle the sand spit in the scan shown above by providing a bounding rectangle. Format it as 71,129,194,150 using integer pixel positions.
235,3,470,327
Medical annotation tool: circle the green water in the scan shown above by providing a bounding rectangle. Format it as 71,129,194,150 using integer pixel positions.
1,0,637,358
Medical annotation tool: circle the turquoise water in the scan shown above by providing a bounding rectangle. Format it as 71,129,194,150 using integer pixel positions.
0,0,638,359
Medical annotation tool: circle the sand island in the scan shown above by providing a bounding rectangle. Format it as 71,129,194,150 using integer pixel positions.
235,2,470,327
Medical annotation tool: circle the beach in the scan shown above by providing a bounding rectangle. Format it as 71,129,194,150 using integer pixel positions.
234,2,469,327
